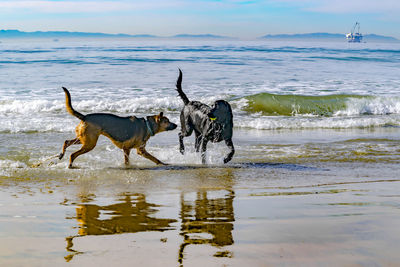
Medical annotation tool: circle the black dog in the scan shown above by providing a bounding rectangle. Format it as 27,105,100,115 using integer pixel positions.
175,69,234,164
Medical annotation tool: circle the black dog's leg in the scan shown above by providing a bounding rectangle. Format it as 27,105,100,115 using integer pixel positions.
223,138,235,164
194,131,202,152
179,112,192,155
200,139,208,164
179,123,193,155
179,132,186,154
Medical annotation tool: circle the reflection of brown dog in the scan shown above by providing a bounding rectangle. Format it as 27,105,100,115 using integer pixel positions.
59,87,177,168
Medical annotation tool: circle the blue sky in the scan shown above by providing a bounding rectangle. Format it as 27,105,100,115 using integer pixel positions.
1,0,399,38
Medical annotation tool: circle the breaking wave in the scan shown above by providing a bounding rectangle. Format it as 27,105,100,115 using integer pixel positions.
2,93,400,116
1,92,400,132
242,93,400,116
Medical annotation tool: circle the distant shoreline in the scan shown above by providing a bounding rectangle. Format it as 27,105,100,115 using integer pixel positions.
0,29,398,42
0,30,235,40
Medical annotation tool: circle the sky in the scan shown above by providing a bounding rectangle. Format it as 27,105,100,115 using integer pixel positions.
0,0,399,39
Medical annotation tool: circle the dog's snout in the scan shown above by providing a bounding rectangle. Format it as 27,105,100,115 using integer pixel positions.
168,123,178,130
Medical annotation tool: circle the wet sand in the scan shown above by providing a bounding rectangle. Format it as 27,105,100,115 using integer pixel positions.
1,129,400,266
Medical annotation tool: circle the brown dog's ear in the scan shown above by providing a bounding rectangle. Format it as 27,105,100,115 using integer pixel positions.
154,112,164,123
154,114,159,123
155,112,163,123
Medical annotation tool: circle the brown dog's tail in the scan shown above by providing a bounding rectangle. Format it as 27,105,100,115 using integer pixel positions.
62,87,85,121
176,69,189,105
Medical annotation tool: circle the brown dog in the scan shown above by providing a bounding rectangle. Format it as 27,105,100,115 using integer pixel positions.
59,87,177,168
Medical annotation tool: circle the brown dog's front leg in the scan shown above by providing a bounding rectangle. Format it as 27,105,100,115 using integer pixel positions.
123,148,131,166
137,147,166,165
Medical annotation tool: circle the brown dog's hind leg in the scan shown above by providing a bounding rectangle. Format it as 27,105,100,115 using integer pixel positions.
59,138,81,160
68,128,99,168
137,147,166,165
69,142,97,168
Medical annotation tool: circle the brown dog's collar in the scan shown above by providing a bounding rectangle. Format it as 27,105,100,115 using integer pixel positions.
145,119,155,136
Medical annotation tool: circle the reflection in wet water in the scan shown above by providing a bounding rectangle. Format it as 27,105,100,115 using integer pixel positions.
65,169,237,264
178,190,235,265
65,193,177,261
74,194,176,235
65,190,236,264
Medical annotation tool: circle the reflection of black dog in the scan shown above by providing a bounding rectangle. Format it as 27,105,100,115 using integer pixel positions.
175,69,234,164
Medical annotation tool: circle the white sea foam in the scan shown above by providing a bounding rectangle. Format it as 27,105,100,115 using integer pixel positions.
1,95,400,133
0,160,28,176
338,97,400,116
0,95,226,115
0,100,64,114
0,159,27,168
234,114,400,130
0,115,76,133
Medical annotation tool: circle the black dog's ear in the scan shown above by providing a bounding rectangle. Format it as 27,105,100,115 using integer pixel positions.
159,112,163,118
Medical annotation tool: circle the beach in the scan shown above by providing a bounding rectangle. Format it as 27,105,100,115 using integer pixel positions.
1,39,400,266
1,128,400,266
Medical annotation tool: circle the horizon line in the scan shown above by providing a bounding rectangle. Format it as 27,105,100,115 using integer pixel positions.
0,29,398,41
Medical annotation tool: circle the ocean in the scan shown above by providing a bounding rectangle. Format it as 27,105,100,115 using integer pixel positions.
1,39,400,266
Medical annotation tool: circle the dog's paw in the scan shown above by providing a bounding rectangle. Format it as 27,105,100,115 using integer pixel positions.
67,165,79,169
223,158,231,164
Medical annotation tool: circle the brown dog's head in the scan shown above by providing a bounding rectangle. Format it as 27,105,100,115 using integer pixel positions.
152,112,177,133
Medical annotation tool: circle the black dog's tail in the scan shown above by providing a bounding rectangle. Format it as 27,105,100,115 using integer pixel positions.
62,87,85,121
176,69,189,105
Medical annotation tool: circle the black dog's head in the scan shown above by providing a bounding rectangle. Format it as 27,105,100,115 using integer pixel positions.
207,100,233,123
